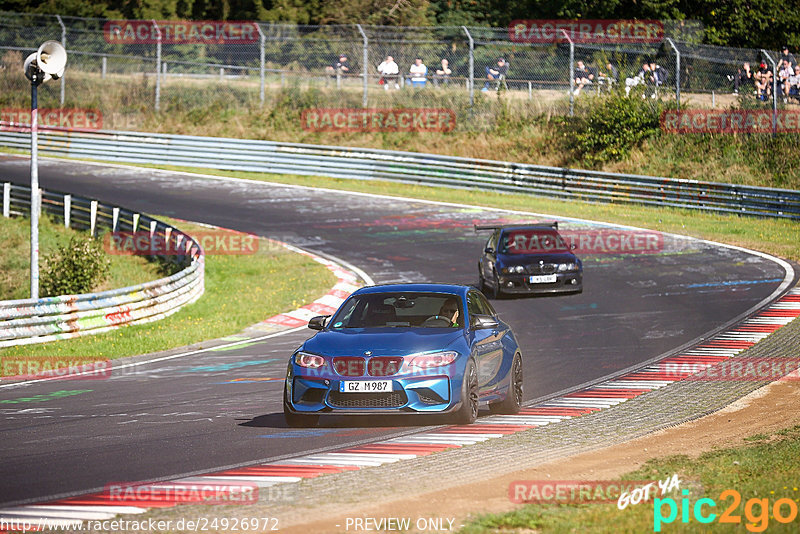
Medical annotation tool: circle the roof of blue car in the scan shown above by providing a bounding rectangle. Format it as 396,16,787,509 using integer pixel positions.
352,283,469,295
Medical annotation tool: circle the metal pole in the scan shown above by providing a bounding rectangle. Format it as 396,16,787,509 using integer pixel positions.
153,20,161,112
666,38,680,110
356,24,368,108
463,26,474,107
561,30,574,117
102,56,107,78
761,50,777,136
56,15,66,106
256,23,265,105
30,79,40,299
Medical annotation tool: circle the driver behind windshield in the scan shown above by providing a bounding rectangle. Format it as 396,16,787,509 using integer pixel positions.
438,297,460,327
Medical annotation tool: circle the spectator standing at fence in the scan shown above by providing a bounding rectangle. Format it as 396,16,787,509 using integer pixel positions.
433,58,452,87
779,59,794,100
780,46,797,69
409,57,427,87
755,61,772,100
625,62,650,96
377,55,400,90
788,65,800,102
571,60,594,96
482,58,508,92
733,62,753,95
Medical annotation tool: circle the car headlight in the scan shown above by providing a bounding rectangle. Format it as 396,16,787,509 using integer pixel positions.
295,351,325,368
558,263,578,272
502,265,525,274
407,350,459,368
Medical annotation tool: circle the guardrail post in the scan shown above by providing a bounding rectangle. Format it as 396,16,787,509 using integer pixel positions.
132,213,140,232
561,30,574,117
356,24,368,108
102,56,107,79
256,23,266,105
153,20,161,112
150,220,157,256
112,206,119,231
761,49,777,137
56,15,66,106
90,200,97,237
462,26,474,108
666,38,680,110
2,183,9,217
64,194,71,228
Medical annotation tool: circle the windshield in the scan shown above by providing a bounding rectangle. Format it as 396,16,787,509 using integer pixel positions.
499,228,570,254
329,292,463,328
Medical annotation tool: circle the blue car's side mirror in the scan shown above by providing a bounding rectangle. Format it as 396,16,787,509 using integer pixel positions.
484,247,494,254
471,314,499,329
308,315,330,330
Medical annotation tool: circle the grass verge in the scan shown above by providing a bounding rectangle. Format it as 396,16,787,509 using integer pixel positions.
0,217,337,364
0,214,163,301
461,425,800,533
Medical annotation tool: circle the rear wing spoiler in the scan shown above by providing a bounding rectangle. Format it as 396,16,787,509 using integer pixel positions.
474,221,558,232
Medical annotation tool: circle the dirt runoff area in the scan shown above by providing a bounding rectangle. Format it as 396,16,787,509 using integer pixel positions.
282,378,800,533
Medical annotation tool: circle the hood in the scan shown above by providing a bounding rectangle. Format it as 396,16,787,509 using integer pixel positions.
301,328,465,357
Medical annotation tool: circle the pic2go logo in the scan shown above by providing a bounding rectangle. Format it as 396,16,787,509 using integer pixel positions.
654,489,799,532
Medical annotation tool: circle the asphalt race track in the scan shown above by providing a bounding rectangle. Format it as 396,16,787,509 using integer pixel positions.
0,156,792,506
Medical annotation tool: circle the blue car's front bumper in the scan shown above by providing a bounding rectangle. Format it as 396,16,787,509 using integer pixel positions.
286,368,464,416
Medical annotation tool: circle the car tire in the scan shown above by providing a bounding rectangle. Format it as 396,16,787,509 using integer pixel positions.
478,263,488,293
283,385,319,428
450,359,478,425
489,352,523,415
490,269,501,299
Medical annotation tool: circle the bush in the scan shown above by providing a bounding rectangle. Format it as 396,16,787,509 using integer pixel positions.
568,93,670,166
40,235,110,297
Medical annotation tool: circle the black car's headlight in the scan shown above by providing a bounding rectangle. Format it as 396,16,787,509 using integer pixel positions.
502,265,525,274
295,351,325,368
557,263,578,272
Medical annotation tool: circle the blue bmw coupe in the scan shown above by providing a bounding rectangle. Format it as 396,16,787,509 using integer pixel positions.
283,284,523,427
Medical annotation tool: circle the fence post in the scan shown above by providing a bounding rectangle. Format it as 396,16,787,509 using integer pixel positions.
561,30,574,117
2,183,9,217
462,26,474,108
761,50,777,137
64,194,71,228
102,56,107,79
153,19,161,112
666,38,680,110
56,15,66,106
256,23,265,105
356,24,368,108
90,200,97,237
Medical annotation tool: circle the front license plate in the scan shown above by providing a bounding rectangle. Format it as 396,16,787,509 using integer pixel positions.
529,274,557,284
339,380,393,393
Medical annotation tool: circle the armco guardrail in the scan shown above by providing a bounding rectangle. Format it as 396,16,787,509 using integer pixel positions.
1,127,799,220
0,182,204,347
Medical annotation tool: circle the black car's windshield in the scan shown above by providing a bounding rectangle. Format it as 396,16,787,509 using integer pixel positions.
499,228,570,254
329,292,463,329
